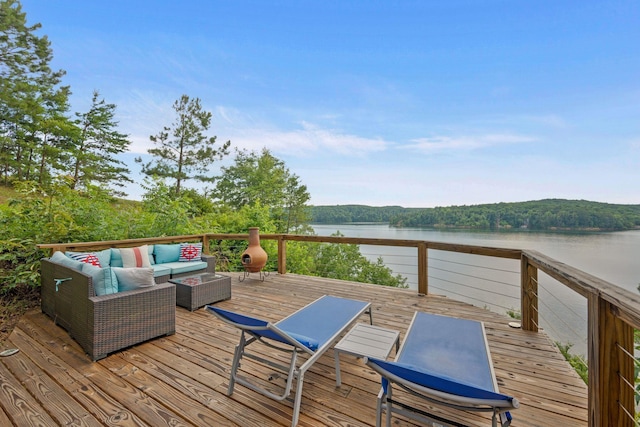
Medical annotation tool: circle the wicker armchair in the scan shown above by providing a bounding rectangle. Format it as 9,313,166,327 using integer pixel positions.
40,258,176,361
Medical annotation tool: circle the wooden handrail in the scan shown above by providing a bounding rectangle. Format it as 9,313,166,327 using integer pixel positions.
522,249,638,427
37,232,639,426
37,234,213,255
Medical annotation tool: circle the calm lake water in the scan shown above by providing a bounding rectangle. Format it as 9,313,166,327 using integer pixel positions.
312,223,640,356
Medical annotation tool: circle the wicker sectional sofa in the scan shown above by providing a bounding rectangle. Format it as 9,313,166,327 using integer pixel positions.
40,258,175,361
40,244,216,361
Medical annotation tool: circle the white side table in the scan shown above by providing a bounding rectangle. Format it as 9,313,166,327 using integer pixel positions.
334,323,400,387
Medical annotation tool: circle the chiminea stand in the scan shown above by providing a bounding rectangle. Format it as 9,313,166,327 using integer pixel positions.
239,269,270,282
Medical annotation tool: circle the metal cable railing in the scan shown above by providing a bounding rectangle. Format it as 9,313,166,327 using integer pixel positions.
430,255,519,274
360,248,524,314
426,253,521,314
429,275,519,312
616,341,640,417
526,273,589,367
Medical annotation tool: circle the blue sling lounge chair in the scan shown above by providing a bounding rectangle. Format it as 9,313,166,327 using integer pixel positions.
365,312,519,427
206,295,371,427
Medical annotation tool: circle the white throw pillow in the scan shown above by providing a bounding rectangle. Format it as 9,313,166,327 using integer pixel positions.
120,245,152,268
112,267,155,292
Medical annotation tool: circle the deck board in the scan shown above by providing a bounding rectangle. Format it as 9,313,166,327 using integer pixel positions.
1,273,587,426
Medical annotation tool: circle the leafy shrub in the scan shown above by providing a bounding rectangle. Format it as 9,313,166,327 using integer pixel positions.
556,342,588,384
311,233,407,288
0,239,45,293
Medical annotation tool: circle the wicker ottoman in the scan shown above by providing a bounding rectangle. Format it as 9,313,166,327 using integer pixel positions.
169,273,231,311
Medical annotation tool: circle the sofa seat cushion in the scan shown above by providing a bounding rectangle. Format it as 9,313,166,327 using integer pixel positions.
160,261,208,276
151,264,172,278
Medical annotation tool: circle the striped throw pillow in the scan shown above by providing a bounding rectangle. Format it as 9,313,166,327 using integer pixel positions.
67,252,102,266
179,243,202,262
65,249,111,268
120,245,152,268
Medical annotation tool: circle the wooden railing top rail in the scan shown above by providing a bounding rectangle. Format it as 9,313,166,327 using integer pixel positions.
37,234,210,254
205,233,426,247
206,233,523,259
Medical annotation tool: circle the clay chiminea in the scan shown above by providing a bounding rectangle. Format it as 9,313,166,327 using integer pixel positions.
241,227,268,272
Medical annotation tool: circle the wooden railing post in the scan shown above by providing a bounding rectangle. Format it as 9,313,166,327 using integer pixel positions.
590,296,634,427
417,242,428,295
202,234,210,255
521,255,539,332
278,236,287,275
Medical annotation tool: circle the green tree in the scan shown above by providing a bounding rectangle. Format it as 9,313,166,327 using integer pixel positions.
137,94,230,195
312,232,407,288
69,91,131,195
139,177,204,236
0,179,139,292
0,0,70,185
214,148,311,233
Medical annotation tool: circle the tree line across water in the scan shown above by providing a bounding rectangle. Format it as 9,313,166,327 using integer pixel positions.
311,199,640,231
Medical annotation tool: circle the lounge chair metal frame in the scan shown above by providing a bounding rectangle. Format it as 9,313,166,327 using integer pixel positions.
207,295,372,427
366,311,519,427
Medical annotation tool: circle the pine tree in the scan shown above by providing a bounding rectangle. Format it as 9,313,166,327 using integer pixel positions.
0,0,70,185
137,94,230,195
69,91,131,194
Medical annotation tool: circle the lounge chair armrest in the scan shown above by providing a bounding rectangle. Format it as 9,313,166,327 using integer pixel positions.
206,306,318,352
365,358,519,410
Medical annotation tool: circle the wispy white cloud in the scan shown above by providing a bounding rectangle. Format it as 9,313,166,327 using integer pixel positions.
215,106,237,125
228,121,389,157
128,135,155,154
404,133,536,154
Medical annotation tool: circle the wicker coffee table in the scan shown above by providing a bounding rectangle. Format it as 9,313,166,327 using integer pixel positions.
169,273,231,311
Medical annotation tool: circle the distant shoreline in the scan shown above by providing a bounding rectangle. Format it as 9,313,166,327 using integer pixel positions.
311,222,640,233
310,199,640,232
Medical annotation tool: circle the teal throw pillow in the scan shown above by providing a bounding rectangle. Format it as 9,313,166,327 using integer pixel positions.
110,248,123,267
154,244,181,263
50,251,84,271
81,264,118,296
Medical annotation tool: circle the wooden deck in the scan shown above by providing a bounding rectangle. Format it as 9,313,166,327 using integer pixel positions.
0,273,588,426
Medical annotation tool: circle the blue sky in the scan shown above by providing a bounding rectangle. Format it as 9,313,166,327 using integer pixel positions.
23,0,640,207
